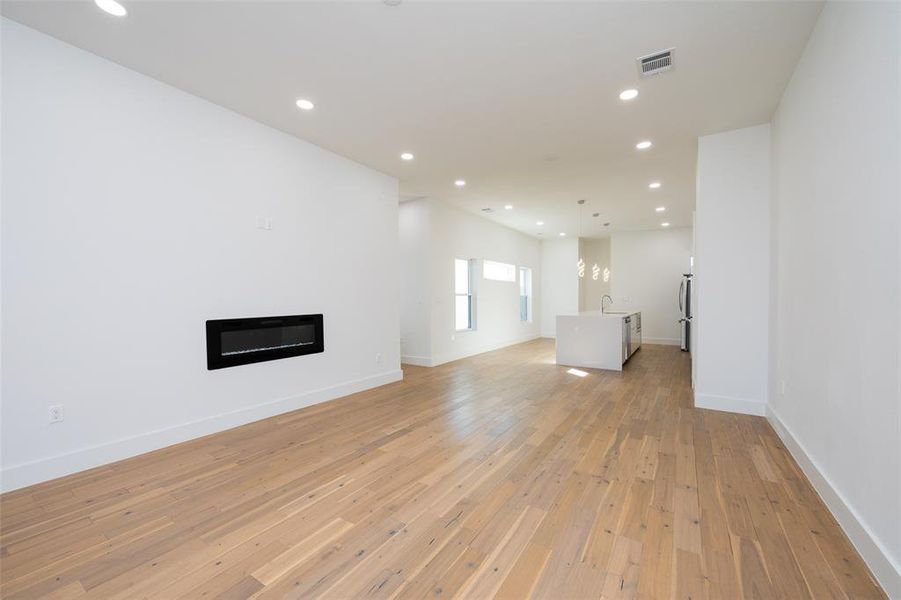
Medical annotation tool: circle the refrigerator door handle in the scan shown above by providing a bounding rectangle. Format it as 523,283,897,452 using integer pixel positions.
678,279,685,314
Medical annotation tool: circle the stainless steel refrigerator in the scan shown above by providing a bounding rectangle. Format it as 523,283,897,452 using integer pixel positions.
679,273,693,352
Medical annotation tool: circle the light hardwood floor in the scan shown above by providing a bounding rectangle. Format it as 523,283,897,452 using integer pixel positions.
0,340,886,599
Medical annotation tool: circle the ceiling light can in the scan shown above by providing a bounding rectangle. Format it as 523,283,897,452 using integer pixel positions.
95,0,127,16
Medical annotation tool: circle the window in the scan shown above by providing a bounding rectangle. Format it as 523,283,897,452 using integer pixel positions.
519,266,532,322
483,260,516,282
455,258,474,331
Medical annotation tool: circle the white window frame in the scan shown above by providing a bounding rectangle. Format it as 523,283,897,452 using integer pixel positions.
455,258,476,331
483,259,516,282
519,266,532,323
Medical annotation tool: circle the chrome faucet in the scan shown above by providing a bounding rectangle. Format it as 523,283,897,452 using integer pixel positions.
601,295,613,313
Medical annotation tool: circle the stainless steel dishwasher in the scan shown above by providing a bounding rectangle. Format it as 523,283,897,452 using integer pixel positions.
630,313,642,355
623,313,642,362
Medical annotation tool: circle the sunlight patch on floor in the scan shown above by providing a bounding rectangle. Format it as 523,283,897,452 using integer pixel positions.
566,368,589,378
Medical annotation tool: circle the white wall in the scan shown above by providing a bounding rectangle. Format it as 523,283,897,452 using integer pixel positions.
769,2,900,593
539,238,579,338
0,20,401,491
398,198,541,365
398,199,432,362
608,229,691,345
694,124,771,416
578,237,611,312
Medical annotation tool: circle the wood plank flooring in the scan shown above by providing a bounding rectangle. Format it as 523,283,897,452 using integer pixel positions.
0,340,886,599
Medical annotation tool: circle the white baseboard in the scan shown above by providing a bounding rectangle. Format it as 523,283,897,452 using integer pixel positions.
430,334,541,367
643,337,681,346
694,392,766,416
556,360,622,372
766,406,901,598
403,334,541,368
400,355,435,367
0,369,404,493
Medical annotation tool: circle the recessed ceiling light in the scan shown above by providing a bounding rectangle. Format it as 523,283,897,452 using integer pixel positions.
95,0,127,16
636,140,653,150
619,88,639,101
661,222,670,227
454,180,466,187
504,204,513,210
400,152,414,161
536,221,544,226
295,98,314,111
648,181,661,189
656,206,666,212
559,232,566,237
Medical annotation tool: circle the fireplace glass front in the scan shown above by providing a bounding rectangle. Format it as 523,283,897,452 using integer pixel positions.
206,314,324,370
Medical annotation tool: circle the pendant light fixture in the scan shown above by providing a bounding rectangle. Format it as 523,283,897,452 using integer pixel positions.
576,200,586,278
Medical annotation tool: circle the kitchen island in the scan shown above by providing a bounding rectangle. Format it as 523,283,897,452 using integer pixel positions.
556,310,642,371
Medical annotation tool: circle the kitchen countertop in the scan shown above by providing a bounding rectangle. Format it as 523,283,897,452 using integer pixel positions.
566,310,640,319
555,310,642,371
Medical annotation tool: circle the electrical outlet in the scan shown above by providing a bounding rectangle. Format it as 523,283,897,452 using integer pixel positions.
49,405,64,424
375,352,382,365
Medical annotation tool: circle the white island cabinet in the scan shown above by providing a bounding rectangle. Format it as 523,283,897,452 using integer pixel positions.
555,311,642,371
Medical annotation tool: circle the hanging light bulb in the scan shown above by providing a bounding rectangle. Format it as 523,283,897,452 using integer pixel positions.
603,267,611,283
592,264,600,281
576,199,586,277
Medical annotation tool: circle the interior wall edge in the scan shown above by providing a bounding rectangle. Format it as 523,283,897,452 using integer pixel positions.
400,355,435,367
0,369,403,493
766,404,901,598
641,338,681,346
693,393,766,416
428,334,542,367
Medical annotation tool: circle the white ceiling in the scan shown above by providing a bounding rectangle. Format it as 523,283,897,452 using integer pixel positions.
1,0,823,238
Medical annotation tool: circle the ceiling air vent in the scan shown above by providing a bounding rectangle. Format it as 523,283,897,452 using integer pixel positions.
637,48,674,77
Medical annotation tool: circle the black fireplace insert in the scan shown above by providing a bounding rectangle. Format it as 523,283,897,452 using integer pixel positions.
206,314,324,370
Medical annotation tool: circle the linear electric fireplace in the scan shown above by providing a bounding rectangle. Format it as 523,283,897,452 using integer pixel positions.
206,314,324,370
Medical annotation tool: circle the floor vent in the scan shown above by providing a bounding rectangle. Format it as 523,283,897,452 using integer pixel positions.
637,48,674,76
